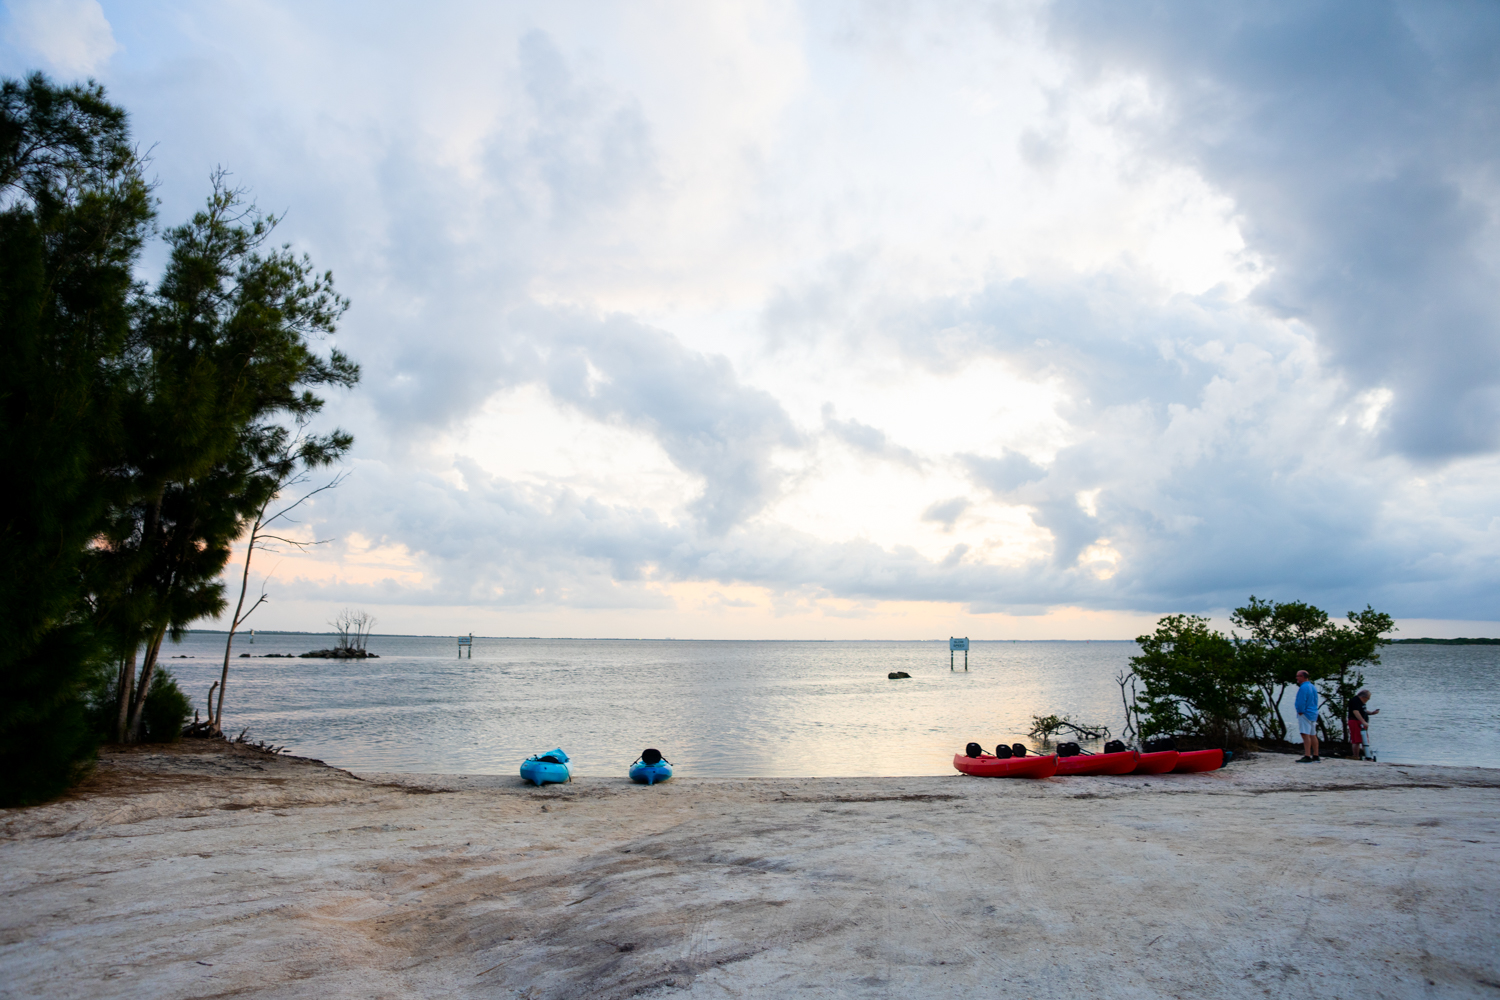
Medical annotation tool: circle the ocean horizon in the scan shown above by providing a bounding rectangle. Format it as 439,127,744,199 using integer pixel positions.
150,632,1500,776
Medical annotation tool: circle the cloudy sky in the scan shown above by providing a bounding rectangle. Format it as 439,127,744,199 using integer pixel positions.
5,1,1498,638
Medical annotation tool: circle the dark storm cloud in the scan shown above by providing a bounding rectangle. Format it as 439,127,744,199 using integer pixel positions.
1046,0,1500,460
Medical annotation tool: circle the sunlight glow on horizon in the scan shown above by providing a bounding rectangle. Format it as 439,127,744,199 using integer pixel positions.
8,0,1497,636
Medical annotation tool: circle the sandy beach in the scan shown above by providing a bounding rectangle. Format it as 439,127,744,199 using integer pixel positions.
3,744,1498,999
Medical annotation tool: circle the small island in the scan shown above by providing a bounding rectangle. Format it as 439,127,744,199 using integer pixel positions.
296,610,380,658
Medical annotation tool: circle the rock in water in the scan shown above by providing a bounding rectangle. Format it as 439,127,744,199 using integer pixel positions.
888,671,911,679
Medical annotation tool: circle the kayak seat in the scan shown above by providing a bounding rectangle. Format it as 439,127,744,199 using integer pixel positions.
965,742,984,758
538,755,562,764
641,748,663,765
1011,743,1028,757
993,744,1013,759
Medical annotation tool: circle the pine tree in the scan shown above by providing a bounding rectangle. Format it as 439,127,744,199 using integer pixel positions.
1,74,359,803
96,177,359,742
0,74,153,804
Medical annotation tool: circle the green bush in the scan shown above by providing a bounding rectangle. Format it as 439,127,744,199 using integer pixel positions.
1125,597,1395,746
0,623,111,806
80,662,193,746
1129,614,1255,742
140,669,191,743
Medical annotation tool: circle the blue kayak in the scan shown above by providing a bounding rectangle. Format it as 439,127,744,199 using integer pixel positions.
629,748,672,785
520,748,571,786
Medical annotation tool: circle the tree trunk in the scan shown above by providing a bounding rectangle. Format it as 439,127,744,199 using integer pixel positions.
1333,669,1350,743
1254,683,1282,742
1267,683,1289,741
113,646,137,743
214,515,264,735
213,632,233,733
127,628,166,742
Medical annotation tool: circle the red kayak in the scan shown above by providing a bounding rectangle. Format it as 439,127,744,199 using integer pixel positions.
1172,749,1224,772
1054,750,1140,776
953,753,1058,778
1131,750,1179,774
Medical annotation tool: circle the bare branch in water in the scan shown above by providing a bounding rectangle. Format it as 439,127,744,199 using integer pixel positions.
1029,713,1111,741
1116,670,1139,742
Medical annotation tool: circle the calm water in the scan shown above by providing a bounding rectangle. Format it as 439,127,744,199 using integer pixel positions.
155,633,1500,776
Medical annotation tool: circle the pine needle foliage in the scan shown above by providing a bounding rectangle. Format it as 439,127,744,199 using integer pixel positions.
0,73,359,805
0,74,153,804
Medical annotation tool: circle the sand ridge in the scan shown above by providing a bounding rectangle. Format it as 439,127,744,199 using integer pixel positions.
2,743,1498,999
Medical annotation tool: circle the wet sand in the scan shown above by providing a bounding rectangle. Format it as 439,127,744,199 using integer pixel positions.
3,743,1498,999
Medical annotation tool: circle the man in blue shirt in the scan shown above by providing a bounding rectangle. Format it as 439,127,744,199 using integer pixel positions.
1294,669,1320,763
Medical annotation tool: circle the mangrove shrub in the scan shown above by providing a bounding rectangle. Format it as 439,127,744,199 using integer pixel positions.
1127,597,1395,745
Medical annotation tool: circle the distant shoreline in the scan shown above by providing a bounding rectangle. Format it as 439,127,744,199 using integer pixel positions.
186,630,1500,644
184,631,1141,643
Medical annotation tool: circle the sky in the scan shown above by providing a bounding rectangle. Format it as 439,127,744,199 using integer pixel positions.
4,1,1498,639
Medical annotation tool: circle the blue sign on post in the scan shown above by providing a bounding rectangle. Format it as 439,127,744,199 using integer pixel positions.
950,637,969,670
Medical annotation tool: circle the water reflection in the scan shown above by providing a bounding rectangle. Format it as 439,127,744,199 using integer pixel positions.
157,634,1498,775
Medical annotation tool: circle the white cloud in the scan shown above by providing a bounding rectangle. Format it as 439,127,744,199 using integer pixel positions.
1047,0,1500,459
440,384,701,521
4,0,116,74
8,0,1497,635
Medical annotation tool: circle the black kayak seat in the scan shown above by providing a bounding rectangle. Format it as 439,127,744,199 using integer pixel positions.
641,748,663,765
1011,743,1028,757
537,755,562,765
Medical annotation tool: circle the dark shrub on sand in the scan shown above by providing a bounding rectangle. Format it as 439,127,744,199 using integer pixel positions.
141,671,192,743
